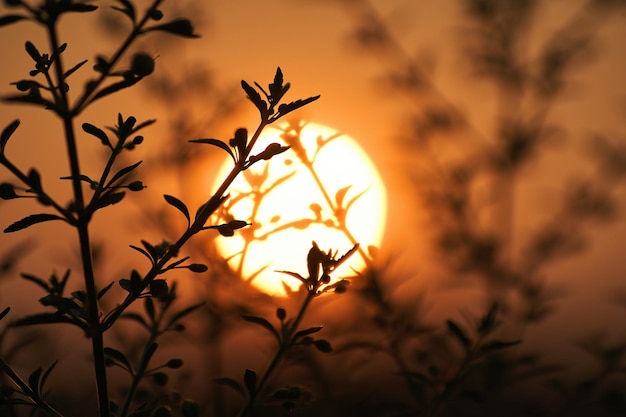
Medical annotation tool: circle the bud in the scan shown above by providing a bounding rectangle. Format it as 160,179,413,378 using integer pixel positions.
130,52,155,77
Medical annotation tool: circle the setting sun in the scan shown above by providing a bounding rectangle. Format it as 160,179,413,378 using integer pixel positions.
212,121,387,295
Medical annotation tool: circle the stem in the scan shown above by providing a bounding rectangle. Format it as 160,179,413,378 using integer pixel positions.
236,291,316,417
103,120,271,329
47,20,110,417
0,358,64,417
120,326,160,417
71,0,165,115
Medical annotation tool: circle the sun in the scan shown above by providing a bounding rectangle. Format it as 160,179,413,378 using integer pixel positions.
212,121,387,296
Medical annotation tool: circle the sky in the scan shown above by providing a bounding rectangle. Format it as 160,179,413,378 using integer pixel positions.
1,0,626,387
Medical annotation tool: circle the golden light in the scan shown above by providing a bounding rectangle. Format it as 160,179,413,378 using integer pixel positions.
212,121,387,296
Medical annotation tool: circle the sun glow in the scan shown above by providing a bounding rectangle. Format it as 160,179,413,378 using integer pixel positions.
212,121,387,296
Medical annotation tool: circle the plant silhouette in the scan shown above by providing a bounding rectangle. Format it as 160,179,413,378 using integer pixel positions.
0,1,319,416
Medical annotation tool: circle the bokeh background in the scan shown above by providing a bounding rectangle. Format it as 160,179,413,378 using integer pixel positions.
1,1,626,416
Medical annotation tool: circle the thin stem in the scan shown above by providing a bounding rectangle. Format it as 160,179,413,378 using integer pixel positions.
120,321,160,417
236,291,316,417
103,120,271,330
72,0,165,115
47,19,110,417
0,358,64,417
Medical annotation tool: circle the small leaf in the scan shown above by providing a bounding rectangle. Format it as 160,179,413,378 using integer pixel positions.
145,19,199,38
24,41,40,62
446,320,471,349
0,306,9,321
335,185,351,208
144,297,155,322
9,312,82,328
91,78,140,102
276,95,320,118
108,161,142,186
120,312,149,329
164,194,190,226
112,0,135,21
165,359,183,369
129,244,153,263
1,119,20,154
478,303,499,335
0,15,27,27
214,377,245,397
242,315,280,341
91,191,125,211
241,80,268,118
313,339,333,353
243,369,257,396
39,361,58,393
166,302,204,328
67,3,98,12
294,326,323,341
82,122,111,147
188,138,236,163
480,340,522,353
28,367,42,396
150,279,169,299
64,59,88,78
104,347,132,372
188,263,208,273
4,213,64,233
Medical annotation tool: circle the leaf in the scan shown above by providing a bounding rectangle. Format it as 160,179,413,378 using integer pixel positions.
246,143,290,167
1,119,20,154
214,377,245,397
446,320,471,349
144,297,155,322
480,340,522,353
64,59,88,78
0,14,26,28
67,3,98,12
98,281,115,300
112,0,135,22
28,367,42,397
242,315,280,341
91,77,140,103
189,138,236,163
276,95,320,118
243,369,257,396
20,273,50,292
4,213,64,233
164,194,190,226
120,312,149,330
82,122,111,147
478,303,499,335
166,302,205,328
335,185,351,208
0,306,10,321
294,326,323,341
145,19,199,38
39,361,58,394
275,270,307,285
3,93,57,109
91,191,125,211
129,244,153,263
150,279,169,298
10,312,83,328
241,80,268,118
313,339,333,353
108,161,142,186
24,41,40,62
104,347,132,372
